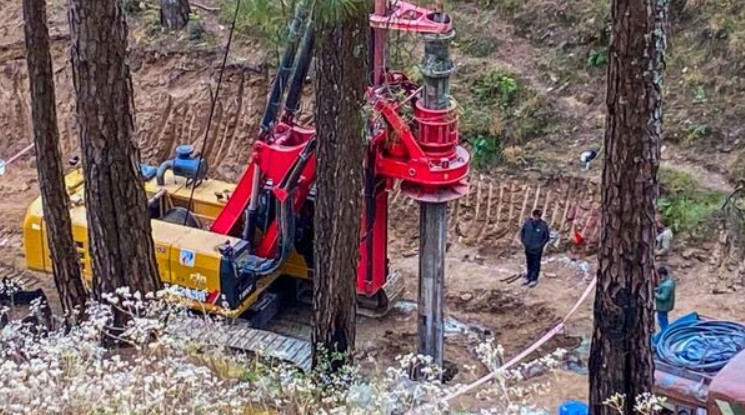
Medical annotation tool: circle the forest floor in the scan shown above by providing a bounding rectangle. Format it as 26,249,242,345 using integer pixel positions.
1,0,745,413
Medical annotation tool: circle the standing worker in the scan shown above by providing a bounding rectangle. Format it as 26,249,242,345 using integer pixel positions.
520,209,551,288
655,265,676,332
655,219,674,258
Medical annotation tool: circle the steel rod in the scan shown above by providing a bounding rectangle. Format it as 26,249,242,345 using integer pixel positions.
417,202,446,368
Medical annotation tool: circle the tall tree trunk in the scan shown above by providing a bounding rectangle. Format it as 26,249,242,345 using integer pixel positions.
311,4,368,370
588,0,667,413
160,0,191,30
67,1,161,318
23,0,87,317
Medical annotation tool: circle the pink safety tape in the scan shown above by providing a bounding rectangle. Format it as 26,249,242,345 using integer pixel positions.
408,277,598,414
3,143,35,167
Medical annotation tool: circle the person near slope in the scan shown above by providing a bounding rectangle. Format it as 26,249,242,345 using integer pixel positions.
520,209,551,288
655,265,676,332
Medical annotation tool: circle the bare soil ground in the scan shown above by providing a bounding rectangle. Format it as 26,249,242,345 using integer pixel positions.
1,0,744,413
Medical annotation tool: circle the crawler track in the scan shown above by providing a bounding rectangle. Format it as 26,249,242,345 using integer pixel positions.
169,316,314,372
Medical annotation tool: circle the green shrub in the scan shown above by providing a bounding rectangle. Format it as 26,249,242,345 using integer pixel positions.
470,133,503,169
658,192,723,237
657,167,725,237
187,13,205,40
586,48,608,67
220,0,293,49
471,71,520,109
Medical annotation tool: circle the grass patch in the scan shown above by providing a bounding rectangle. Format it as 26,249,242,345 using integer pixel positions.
459,69,553,170
657,167,725,238
451,9,500,58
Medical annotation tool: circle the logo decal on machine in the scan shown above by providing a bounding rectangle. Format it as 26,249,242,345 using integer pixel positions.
170,285,212,303
179,249,195,267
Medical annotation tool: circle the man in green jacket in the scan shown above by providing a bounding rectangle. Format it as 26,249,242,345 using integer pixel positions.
655,265,676,332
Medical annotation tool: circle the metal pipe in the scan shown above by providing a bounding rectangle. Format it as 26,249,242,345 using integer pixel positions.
283,22,315,121
417,202,446,368
416,14,456,373
155,160,175,186
259,0,309,135
243,167,262,246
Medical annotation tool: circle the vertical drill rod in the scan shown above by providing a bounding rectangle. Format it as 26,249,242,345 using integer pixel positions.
417,202,446,366
417,21,456,369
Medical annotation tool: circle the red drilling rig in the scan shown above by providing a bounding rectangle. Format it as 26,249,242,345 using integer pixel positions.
207,0,470,365
23,0,470,370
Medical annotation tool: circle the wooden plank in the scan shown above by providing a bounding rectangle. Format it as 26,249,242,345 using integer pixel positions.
532,185,541,213
478,183,494,242
543,190,552,223
559,181,576,233
507,182,516,227
517,185,531,226
495,184,504,232
549,184,565,229
474,178,483,225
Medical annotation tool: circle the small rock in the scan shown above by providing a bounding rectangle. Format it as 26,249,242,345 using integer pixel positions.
577,92,596,105
545,272,558,278
660,146,671,161
523,364,548,380
460,293,473,302
681,248,695,260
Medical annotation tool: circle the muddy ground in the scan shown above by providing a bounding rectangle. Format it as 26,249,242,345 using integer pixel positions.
1,0,744,413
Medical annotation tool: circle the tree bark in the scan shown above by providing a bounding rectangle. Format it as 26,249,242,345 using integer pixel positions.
67,1,161,314
311,5,368,370
23,0,88,317
160,0,191,30
588,0,667,413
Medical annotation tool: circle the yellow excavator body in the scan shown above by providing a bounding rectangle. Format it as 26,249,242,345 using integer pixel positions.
22,166,311,319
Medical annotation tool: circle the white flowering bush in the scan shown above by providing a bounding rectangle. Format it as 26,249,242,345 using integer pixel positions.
605,392,667,415
0,287,564,415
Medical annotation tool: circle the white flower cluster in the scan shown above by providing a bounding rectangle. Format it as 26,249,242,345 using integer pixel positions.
0,290,564,415
605,392,667,415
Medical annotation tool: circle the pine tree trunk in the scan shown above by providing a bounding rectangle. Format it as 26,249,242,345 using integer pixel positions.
311,5,368,370
67,1,161,314
160,0,191,30
588,0,667,413
23,0,88,317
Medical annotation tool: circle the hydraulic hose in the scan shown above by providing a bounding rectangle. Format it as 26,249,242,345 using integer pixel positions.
656,320,745,373
283,22,315,122
259,0,310,135
236,137,316,277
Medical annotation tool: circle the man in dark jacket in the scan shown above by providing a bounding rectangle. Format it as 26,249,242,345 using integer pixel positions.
520,209,551,288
